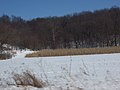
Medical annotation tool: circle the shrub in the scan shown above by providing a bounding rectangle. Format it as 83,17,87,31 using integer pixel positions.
0,52,12,60
12,70,46,88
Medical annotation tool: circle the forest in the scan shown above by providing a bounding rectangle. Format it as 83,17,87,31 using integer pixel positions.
0,6,120,50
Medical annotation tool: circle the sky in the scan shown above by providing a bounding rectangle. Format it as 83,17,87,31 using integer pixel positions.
0,0,120,20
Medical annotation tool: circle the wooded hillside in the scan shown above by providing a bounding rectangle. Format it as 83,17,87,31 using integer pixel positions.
0,6,120,50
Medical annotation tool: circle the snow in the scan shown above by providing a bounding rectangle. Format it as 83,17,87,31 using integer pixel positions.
0,51,120,90
11,50,33,59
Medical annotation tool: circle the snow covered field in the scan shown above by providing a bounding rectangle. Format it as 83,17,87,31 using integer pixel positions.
0,51,120,90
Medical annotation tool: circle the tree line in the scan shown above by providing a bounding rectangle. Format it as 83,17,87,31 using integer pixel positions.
0,6,120,50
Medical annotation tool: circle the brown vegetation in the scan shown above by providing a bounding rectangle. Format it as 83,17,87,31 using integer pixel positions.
0,53,12,60
12,70,46,88
26,46,120,57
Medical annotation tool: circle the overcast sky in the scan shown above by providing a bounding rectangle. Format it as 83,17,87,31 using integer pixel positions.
0,0,120,20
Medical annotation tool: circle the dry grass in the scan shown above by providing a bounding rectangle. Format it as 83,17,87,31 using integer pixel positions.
12,70,46,88
26,46,120,57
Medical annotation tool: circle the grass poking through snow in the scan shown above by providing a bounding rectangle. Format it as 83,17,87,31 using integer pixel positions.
12,70,46,88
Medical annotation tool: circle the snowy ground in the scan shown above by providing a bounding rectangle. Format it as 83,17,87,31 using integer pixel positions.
0,51,120,90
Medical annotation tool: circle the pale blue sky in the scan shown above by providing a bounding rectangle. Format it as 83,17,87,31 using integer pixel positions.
0,0,120,20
